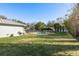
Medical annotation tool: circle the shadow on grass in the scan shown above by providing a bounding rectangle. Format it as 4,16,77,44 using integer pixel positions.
49,40,78,42
35,35,73,39
0,43,79,56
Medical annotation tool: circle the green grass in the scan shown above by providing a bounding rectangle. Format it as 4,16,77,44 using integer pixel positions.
0,32,78,56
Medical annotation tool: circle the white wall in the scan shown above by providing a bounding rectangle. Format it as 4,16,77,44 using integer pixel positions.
0,25,26,37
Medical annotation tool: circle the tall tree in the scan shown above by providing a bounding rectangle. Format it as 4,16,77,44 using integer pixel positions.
64,4,79,41
35,21,46,31
47,20,55,28
54,23,61,32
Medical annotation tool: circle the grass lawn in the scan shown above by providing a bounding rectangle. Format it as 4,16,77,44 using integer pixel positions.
0,32,79,56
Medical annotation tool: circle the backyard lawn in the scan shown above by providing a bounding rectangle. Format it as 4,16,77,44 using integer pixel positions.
0,32,79,56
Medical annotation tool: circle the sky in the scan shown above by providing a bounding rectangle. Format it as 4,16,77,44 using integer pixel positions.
0,3,73,23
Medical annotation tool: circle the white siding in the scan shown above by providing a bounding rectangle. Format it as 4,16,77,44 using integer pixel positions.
0,25,26,37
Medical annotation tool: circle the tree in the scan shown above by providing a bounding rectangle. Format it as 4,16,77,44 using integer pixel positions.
47,20,55,28
29,23,36,30
54,23,61,32
64,19,72,34
25,23,31,29
35,21,46,31
55,17,65,32
64,4,79,41
0,15,7,19
60,24,65,32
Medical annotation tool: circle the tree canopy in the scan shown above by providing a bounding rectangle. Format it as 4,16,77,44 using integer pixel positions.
0,15,7,19
35,21,46,30
64,3,79,41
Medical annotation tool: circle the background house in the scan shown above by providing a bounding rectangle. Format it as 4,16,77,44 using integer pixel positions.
0,18,27,37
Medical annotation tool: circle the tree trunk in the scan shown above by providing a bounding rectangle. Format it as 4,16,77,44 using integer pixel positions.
75,31,79,41
63,28,64,32
76,36,79,41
